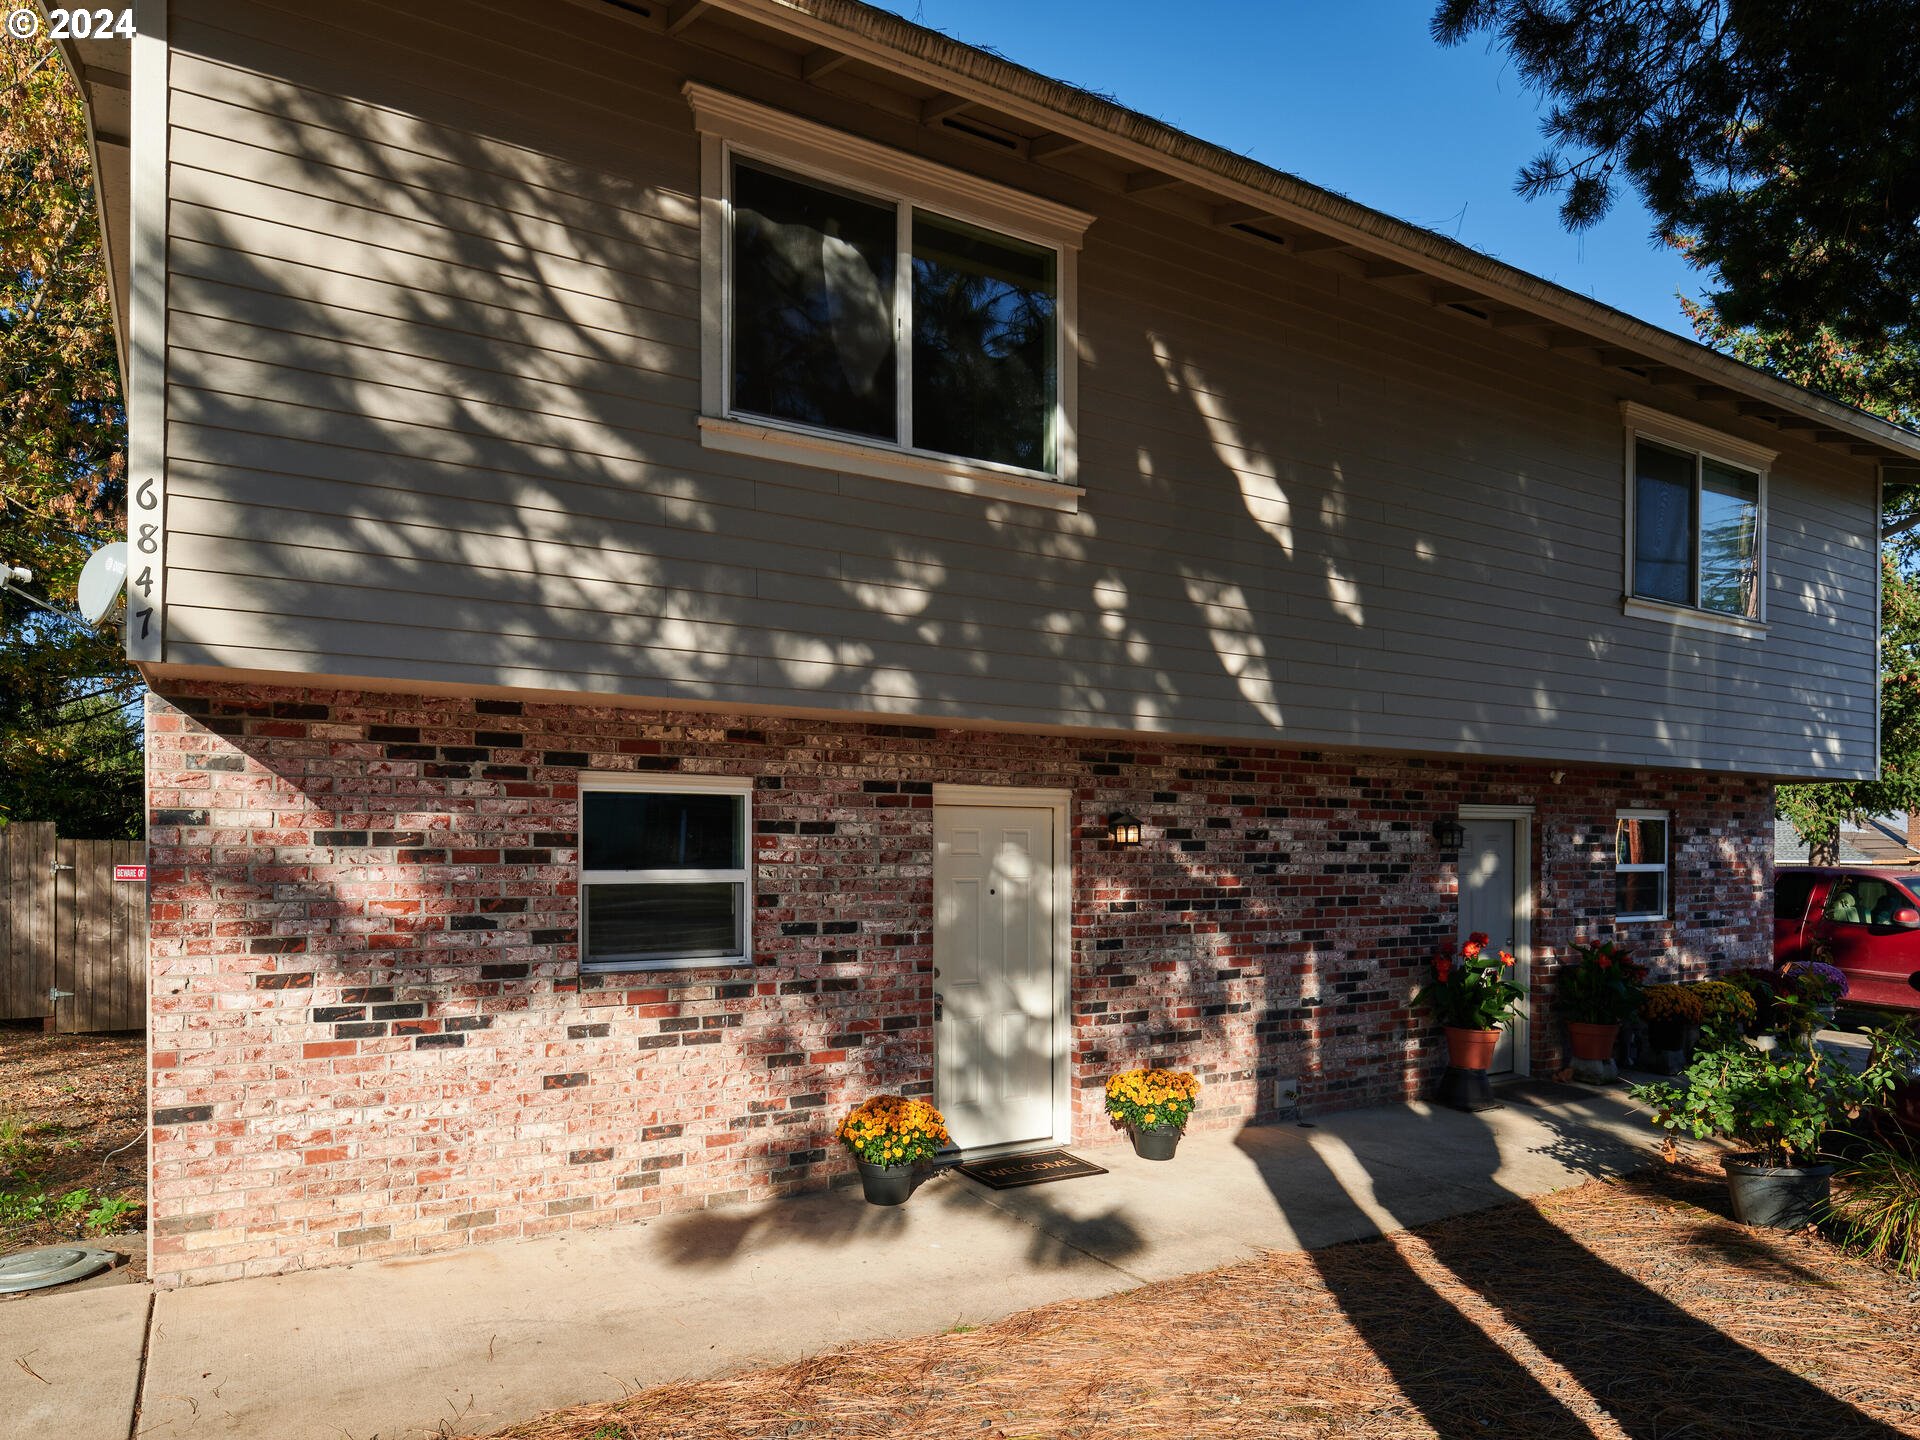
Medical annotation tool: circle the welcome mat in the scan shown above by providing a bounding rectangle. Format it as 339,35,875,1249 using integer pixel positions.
953,1149,1108,1190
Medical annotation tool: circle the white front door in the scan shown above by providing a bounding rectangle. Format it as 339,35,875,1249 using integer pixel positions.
1459,817,1525,1075
934,803,1058,1151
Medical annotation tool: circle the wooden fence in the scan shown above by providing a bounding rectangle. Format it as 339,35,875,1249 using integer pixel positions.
0,822,146,1033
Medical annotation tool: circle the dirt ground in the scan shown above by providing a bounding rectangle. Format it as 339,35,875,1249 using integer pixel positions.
468,1159,1920,1440
0,1026,146,1277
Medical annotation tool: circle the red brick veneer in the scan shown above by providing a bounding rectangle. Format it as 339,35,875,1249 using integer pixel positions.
145,682,1771,1283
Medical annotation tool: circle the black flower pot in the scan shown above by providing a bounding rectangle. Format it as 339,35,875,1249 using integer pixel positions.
1648,1018,1690,1051
856,1159,914,1206
1722,1154,1834,1229
1129,1126,1182,1161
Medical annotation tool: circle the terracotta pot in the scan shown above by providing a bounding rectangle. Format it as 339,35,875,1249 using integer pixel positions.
1566,1022,1620,1063
1444,1026,1500,1071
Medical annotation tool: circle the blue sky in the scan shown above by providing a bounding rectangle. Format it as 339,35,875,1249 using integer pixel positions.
876,0,1706,337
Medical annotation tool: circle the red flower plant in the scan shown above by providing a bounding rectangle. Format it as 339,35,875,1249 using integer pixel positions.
1413,933,1525,1032
1557,940,1646,1025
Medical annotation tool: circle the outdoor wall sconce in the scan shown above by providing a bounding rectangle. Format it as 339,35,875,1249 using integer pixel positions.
1107,811,1144,848
1431,816,1465,851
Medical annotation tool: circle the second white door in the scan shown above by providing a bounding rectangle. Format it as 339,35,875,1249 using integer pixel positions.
1459,817,1524,1075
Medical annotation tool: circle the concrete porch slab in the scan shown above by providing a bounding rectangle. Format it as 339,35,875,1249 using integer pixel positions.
137,1079,1661,1440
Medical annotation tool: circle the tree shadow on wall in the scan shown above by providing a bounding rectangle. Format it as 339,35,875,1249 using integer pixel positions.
151,3,1853,765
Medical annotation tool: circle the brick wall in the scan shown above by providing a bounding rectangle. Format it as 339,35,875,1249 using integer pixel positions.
146,681,1772,1283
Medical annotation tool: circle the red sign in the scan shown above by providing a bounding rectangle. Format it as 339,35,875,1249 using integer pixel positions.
113,864,147,883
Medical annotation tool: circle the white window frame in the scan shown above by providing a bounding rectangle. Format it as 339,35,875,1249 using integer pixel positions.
1614,807,1670,923
1620,402,1774,638
685,82,1093,514
578,773,753,973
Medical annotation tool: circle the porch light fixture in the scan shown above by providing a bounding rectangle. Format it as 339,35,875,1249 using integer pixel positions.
1107,811,1143,848
1432,816,1465,852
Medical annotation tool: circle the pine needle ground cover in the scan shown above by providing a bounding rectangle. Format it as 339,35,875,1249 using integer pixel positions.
469,1159,1920,1440
0,1028,146,1269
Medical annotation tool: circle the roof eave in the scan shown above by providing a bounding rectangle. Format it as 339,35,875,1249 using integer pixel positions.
719,0,1920,464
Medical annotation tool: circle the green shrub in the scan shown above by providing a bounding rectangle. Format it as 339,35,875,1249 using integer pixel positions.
1630,1024,1917,1166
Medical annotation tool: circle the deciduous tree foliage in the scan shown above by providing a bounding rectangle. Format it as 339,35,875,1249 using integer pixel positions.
1433,0,1920,351
1,34,142,838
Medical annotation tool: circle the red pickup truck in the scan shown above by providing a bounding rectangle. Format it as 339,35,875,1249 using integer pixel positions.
1775,867,1920,1012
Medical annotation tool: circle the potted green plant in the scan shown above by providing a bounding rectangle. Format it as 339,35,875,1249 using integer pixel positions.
1557,940,1645,1082
1687,979,1759,1041
1413,932,1524,1111
1630,1024,1918,1228
836,1094,950,1205
1776,959,1849,1038
1639,982,1706,1069
1104,1066,1201,1160
1724,967,1783,1039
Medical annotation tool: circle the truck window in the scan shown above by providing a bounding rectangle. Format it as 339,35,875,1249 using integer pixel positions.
1825,876,1899,926
1775,872,1817,922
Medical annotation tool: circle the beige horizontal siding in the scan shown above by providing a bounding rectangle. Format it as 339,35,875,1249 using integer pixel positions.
155,0,1883,778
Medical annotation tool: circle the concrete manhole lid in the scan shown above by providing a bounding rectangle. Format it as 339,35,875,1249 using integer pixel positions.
0,1245,116,1294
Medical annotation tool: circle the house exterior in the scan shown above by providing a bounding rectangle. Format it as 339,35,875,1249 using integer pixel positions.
1774,819,1875,867
63,0,1920,1286
1775,814,1920,867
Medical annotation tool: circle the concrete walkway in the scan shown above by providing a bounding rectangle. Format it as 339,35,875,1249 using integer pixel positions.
2,1078,1662,1440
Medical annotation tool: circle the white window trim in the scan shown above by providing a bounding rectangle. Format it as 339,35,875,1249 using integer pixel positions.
685,83,1092,512
1620,402,1773,636
578,773,753,973
1614,806,1670,924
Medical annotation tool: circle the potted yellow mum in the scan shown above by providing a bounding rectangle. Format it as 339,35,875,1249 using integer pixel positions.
1104,1066,1201,1160
837,1094,950,1205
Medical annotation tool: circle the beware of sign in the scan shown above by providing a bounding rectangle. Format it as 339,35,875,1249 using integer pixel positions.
113,864,147,883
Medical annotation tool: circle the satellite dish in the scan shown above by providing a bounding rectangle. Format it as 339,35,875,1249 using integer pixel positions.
77,542,129,626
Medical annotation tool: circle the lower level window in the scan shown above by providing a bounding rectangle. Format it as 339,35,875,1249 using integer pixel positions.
579,777,751,969
1615,810,1669,922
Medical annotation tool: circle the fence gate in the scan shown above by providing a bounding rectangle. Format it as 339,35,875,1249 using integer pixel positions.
0,823,146,1034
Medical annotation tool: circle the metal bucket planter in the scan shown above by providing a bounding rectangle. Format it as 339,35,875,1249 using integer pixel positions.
1129,1126,1182,1161
857,1159,915,1206
1722,1154,1834,1229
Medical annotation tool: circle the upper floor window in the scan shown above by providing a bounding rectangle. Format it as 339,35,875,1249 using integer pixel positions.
1622,403,1774,629
729,161,1059,473
687,84,1093,512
